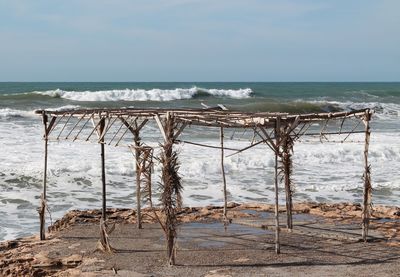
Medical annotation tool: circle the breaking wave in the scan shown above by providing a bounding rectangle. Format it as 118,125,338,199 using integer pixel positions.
303,100,400,120
30,87,253,101
0,108,34,119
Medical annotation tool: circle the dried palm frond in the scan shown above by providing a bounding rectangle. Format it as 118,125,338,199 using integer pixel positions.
279,131,295,230
156,116,183,265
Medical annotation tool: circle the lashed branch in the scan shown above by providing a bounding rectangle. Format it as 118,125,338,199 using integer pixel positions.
158,114,183,266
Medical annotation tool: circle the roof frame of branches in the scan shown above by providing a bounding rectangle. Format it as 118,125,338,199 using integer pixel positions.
35,107,373,265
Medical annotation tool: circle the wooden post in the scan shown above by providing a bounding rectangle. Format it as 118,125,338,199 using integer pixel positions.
362,110,372,242
274,117,281,254
100,119,106,220
134,131,142,229
220,127,228,221
159,113,182,266
283,137,293,231
165,115,175,265
40,112,48,240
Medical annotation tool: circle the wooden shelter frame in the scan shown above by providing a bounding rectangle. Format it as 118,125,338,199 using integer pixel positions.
36,107,373,265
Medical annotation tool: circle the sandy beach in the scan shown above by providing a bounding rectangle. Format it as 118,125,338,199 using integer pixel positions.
1,202,400,276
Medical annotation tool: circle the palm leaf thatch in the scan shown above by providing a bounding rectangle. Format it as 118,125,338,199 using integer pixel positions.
279,129,295,230
158,115,183,265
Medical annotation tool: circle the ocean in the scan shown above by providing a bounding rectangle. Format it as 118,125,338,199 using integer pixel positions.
0,82,399,241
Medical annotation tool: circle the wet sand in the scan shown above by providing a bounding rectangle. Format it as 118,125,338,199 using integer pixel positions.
1,202,400,276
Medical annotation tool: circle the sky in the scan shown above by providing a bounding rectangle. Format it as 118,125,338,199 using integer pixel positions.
0,0,399,82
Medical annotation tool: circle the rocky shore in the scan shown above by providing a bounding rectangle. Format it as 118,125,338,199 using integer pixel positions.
1,202,400,276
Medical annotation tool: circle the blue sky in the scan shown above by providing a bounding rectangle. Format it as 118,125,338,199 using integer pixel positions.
0,0,399,81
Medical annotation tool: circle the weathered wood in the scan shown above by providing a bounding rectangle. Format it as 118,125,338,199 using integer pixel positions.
88,117,103,141
254,127,277,153
155,114,168,142
100,119,106,220
134,130,142,229
40,112,48,240
159,113,182,266
282,136,293,231
98,218,115,253
176,139,239,151
274,116,281,254
115,116,138,146
56,113,73,140
65,113,87,139
39,108,371,148
108,116,128,145
225,138,264,158
362,110,372,242
220,127,228,221
35,107,375,253
39,194,46,241
173,122,187,141
73,112,95,141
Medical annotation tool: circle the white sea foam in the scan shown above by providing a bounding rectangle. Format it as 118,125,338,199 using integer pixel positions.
47,105,81,111
300,100,400,120
32,87,253,102
0,108,35,119
1,99,400,241
0,106,81,120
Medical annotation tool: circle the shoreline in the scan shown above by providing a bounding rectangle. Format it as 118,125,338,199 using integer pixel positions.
1,202,400,276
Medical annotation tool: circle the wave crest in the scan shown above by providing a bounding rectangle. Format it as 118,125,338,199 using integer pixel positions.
0,108,34,119
305,100,399,119
32,87,253,102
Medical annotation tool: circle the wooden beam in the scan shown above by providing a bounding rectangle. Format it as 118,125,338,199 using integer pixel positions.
115,116,138,146
99,119,106,220
134,131,142,229
176,139,240,151
155,114,168,142
362,110,372,242
225,139,264,158
173,122,187,141
274,116,281,254
40,112,48,240
65,113,86,139
220,127,228,222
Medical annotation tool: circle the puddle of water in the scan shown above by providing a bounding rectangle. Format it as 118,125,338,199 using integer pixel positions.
175,221,271,248
374,218,400,223
241,209,258,215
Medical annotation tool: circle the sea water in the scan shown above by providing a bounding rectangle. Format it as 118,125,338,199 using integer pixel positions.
0,82,399,241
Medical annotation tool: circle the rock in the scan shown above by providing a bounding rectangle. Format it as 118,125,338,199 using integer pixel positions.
34,251,51,265
68,243,81,249
32,268,47,277
61,254,83,267
227,202,240,208
205,268,233,277
233,257,250,262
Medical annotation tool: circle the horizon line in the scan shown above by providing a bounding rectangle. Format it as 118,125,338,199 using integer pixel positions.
1,81,400,83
